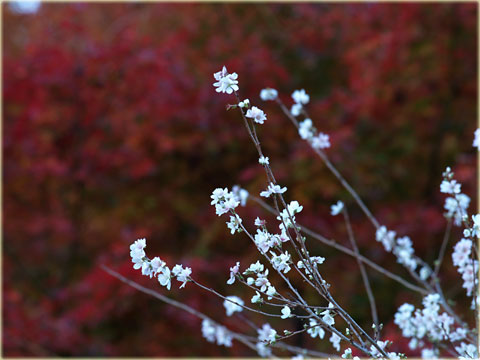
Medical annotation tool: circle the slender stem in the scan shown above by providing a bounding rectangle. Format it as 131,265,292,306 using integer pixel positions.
343,207,379,330
433,218,453,279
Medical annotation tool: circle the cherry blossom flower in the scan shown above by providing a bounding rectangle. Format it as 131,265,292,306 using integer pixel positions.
157,266,171,290
281,305,291,319
260,88,278,101
292,89,310,105
258,156,269,165
473,128,480,150
311,133,330,149
227,261,240,285
213,66,239,94
223,296,244,316
331,201,344,216
246,106,267,124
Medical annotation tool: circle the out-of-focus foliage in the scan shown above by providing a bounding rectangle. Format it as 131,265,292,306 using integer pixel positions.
3,3,477,356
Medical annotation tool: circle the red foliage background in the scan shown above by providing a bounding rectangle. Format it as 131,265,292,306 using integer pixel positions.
3,3,477,356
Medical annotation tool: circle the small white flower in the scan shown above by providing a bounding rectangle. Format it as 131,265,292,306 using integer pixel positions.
172,264,192,288
244,261,265,274
298,118,313,139
266,285,276,300
440,179,461,194
331,201,344,216
472,214,480,237
251,291,262,304
342,348,353,359
307,319,325,339
311,133,330,149
238,99,250,108
473,128,480,150
227,261,240,285
254,217,266,227
271,251,291,274
419,266,431,281
260,182,287,198
329,332,341,351
260,88,278,101
213,66,239,94
158,266,171,290
281,305,292,319
321,309,335,326
259,156,269,165
292,89,310,105
291,103,302,116
232,185,249,207
224,296,244,316
226,214,242,234
257,323,277,343
246,106,267,124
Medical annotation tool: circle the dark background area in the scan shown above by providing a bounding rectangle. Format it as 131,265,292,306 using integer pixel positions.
3,2,477,356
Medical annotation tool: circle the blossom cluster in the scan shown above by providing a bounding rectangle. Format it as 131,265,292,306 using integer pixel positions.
375,227,419,272
452,238,478,297
130,238,192,290
441,167,471,226
213,66,239,94
201,319,233,347
394,293,472,358
298,118,330,150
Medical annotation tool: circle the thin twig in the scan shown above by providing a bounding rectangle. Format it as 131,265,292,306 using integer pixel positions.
343,207,379,331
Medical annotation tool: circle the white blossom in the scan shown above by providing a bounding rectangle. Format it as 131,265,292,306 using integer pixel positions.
281,305,292,319
172,264,192,288
201,319,233,347
265,285,276,300
444,193,470,226
331,201,344,216
271,251,291,274
260,88,278,101
251,291,262,304
258,323,277,343
244,260,265,275
291,103,302,116
255,217,266,227
307,319,325,339
298,118,313,139
259,156,270,165
232,185,249,207
260,182,287,198
376,226,396,252
292,89,310,105
213,66,239,94
452,238,473,268
227,261,240,285
473,128,480,150
393,236,417,271
256,342,272,357
311,133,330,149
238,99,250,108
342,348,353,359
226,214,243,234
211,187,240,216
330,332,341,351
455,342,478,359
440,179,461,194
246,106,267,124
223,296,244,316
157,266,171,290
419,266,431,281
